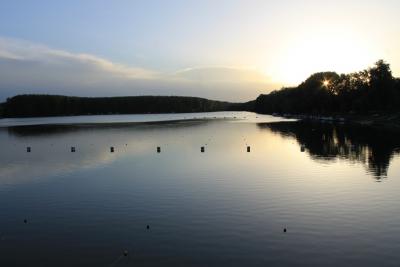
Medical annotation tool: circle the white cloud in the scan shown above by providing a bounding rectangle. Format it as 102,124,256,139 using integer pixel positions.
173,66,270,83
0,37,278,102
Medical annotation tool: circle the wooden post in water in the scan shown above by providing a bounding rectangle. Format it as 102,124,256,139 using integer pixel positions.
247,146,251,152
157,147,161,153
201,146,205,153
110,146,114,153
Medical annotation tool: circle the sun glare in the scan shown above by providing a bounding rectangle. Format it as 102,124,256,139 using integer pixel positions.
269,30,381,86
323,80,330,87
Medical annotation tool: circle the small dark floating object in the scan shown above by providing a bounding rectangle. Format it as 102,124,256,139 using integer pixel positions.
71,147,76,152
157,147,161,153
201,146,205,153
110,147,114,153
283,228,287,233
123,250,128,256
146,225,150,230
26,147,31,153
24,219,27,224
247,146,251,152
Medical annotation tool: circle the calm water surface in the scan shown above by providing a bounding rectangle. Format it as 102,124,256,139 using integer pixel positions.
0,112,400,266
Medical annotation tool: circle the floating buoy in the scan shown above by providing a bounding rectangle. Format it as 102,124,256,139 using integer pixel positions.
146,225,150,230
123,250,128,257
26,147,31,153
110,147,114,153
24,219,27,224
201,146,205,153
283,228,287,233
247,146,251,152
157,147,161,153
71,147,76,152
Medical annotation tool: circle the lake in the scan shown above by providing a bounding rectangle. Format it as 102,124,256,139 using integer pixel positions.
0,111,400,266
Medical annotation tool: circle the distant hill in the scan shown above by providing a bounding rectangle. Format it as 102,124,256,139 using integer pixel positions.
1,95,249,118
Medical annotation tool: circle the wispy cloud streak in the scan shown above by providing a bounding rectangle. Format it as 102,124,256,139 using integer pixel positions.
0,37,277,101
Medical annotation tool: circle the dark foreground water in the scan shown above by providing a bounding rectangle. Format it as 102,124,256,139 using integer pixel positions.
0,112,400,266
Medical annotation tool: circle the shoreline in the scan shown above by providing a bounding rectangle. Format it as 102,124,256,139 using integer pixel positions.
276,112,400,132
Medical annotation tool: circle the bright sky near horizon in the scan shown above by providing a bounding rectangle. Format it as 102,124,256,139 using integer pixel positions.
0,0,399,101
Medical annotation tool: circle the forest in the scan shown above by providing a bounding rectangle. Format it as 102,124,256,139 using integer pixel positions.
0,95,243,118
1,60,399,118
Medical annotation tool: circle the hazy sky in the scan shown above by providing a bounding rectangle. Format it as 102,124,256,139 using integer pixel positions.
0,0,399,101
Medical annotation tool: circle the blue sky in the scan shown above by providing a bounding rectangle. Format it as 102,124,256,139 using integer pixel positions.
0,0,399,101
1,0,258,70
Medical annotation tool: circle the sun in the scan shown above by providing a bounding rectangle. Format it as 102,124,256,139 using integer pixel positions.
268,30,380,86
323,80,330,87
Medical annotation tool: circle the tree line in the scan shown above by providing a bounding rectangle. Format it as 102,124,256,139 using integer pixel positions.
1,60,399,118
254,60,400,115
1,95,244,118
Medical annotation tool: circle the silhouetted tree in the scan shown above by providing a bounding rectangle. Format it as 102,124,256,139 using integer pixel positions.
255,60,400,115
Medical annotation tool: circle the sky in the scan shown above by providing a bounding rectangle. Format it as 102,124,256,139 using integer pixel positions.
0,0,399,102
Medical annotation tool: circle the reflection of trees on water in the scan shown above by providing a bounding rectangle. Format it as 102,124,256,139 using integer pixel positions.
6,119,212,137
258,121,400,180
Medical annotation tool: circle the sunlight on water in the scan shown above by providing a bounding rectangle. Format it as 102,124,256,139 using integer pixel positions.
0,112,400,266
